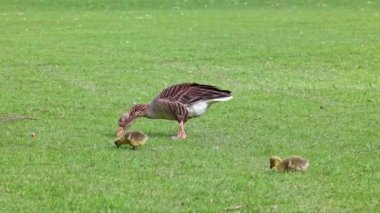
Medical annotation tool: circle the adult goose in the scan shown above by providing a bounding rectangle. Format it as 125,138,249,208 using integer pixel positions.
117,83,233,140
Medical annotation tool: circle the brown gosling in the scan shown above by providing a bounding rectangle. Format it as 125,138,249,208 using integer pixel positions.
114,131,148,150
270,156,310,172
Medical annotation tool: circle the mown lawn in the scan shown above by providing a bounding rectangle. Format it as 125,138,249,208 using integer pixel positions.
0,0,379,212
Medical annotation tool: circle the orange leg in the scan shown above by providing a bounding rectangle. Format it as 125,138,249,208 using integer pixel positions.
172,120,187,140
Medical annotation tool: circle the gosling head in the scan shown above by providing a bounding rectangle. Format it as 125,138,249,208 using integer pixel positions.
114,138,121,148
269,156,282,169
114,134,126,148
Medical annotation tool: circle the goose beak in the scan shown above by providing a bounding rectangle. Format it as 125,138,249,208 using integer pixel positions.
116,127,125,137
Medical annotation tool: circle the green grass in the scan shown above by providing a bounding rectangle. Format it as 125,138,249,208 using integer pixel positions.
1,0,379,211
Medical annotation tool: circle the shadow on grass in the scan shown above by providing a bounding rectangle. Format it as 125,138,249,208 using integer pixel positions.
145,131,173,138
103,130,172,139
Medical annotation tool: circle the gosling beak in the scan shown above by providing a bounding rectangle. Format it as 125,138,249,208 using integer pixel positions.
269,161,274,169
114,140,120,148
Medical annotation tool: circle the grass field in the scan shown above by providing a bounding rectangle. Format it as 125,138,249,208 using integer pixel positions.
1,0,379,211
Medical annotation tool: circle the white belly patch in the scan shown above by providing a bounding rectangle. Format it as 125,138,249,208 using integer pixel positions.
186,96,233,118
186,102,208,117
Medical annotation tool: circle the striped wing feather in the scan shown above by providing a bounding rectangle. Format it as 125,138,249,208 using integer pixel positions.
158,83,231,105
149,83,231,121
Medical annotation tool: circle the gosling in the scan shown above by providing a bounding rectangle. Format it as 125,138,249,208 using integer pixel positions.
270,156,310,172
114,131,148,150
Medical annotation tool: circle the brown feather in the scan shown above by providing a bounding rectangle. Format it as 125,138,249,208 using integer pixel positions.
157,83,231,105
146,83,231,121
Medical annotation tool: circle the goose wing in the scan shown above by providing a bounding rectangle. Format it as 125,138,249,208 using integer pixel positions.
149,83,231,121
158,83,231,105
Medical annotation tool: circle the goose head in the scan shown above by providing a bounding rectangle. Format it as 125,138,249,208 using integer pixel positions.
118,112,133,129
118,104,148,129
